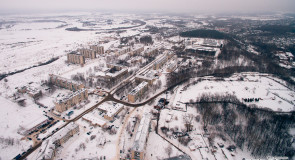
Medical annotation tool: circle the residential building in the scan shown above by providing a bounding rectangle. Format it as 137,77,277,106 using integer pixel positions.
135,71,156,85
143,47,158,56
90,45,104,54
128,81,148,103
37,122,79,160
49,74,85,91
153,55,168,70
166,60,178,73
54,88,88,113
77,48,96,59
130,46,144,56
67,51,85,65
131,113,151,160
93,63,128,85
115,47,131,56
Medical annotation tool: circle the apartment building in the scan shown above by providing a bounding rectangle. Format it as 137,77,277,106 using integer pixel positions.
153,55,168,70
135,73,156,85
115,47,131,56
67,51,85,65
54,88,88,113
131,113,151,160
90,45,104,54
166,60,178,73
143,47,158,56
130,46,144,56
37,122,79,160
52,122,80,146
49,74,85,91
94,63,128,84
77,48,96,59
128,81,148,103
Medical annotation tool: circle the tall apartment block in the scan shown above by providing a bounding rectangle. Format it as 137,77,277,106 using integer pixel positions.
90,45,104,54
54,88,88,113
67,51,85,65
77,48,96,59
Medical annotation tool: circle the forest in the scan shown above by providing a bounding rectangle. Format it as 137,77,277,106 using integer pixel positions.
180,29,227,39
192,94,295,158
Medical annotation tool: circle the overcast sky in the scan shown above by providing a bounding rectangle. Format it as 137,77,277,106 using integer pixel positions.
1,0,295,14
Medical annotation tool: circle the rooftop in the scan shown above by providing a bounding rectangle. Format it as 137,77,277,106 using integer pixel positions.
132,112,151,152
97,102,124,118
83,114,107,126
129,81,148,95
55,88,87,104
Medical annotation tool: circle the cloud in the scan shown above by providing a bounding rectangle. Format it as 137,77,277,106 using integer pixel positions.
0,0,294,13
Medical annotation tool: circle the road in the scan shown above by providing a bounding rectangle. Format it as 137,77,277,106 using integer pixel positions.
18,53,171,160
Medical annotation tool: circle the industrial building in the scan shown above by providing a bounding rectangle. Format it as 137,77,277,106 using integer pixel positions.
97,102,124,121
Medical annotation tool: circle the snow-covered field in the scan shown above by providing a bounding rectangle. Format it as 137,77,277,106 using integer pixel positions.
0,96,41,159
174,73,295,112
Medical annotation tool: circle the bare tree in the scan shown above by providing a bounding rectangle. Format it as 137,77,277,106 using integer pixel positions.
183,113,194,132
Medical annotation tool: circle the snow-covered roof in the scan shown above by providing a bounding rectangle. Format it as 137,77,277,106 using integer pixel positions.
132,112,151,152
129,81,148,96
23,115,48,130
97,102,124,118
83,114,107,126
51,122,78,142
38,122,78,160
55,88,87,104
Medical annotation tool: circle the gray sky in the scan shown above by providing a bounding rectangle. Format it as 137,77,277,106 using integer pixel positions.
1,0,295,14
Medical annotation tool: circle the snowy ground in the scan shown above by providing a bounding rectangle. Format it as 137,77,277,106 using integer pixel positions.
0,96,40,159
175,73,295,112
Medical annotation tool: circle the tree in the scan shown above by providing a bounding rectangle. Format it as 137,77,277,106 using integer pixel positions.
183,113,194,132
140,36,153,45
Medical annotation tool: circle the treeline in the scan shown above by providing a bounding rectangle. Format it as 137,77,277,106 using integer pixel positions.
193,94,295,158
140,35,153,45
166,67,192,88
180,29,227,39
256,25,295,35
